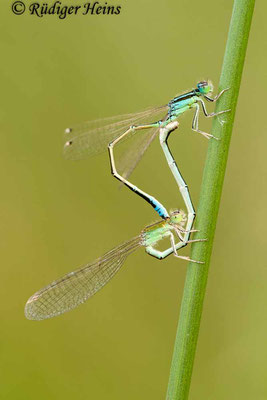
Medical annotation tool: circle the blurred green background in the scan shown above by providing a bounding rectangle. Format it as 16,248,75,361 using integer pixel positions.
0,0,266,399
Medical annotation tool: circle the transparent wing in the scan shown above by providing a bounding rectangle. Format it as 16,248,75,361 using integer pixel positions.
25,236,141,320
63,105,168,160
118,126,159,180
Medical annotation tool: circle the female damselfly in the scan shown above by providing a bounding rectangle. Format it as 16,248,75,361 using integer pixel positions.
25,121,210,320
25,209,205,320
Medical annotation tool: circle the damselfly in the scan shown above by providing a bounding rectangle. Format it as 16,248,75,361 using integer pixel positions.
25,121,207,320
64,81,229,218
25,209,205,320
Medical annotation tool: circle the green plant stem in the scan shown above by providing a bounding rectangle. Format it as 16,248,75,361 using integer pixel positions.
166,1,255,399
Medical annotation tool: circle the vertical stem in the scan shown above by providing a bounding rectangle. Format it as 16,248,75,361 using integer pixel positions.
166,1,255,399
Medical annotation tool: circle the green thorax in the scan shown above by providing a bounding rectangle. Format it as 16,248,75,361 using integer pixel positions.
167,81,213,119
142,211,186,247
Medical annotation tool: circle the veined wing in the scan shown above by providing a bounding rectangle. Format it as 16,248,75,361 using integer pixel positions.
63,105,168,160
25,236,141,320
118,125,159,181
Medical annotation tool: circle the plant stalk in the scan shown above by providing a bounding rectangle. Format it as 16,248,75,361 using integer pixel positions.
166,0,255,398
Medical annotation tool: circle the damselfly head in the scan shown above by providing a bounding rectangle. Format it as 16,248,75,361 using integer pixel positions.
197,80,213,95
169,209,186,226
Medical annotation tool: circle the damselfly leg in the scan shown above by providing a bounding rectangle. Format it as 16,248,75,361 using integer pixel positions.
191,87,230,139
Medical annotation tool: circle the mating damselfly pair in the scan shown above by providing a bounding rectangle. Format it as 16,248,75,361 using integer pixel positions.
25,81,229,320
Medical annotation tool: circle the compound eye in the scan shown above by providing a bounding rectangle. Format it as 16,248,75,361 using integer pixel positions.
198,81,207,89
